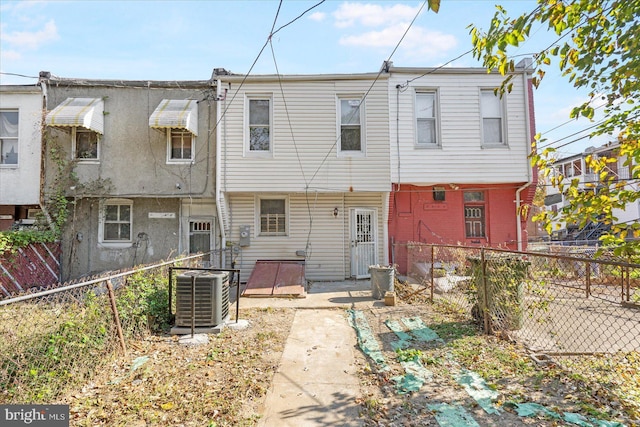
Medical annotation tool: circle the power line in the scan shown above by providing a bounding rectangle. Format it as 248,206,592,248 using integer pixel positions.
0,72,39,80
308,0,430,186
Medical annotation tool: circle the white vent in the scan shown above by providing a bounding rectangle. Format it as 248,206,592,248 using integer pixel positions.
175,271,229,327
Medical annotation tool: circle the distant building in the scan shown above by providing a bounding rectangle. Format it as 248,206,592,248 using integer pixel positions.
0,85,43,230
544,142,639,242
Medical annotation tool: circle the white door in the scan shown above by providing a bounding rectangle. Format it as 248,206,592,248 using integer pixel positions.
350,208,377,278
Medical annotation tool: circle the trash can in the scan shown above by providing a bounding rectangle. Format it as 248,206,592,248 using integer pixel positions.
369,265,395,300
468,255,527,330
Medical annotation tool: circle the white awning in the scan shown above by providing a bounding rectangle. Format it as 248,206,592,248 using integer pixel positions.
45,98,104,134
149,99,198,136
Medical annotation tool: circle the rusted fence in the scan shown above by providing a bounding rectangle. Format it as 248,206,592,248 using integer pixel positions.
396,243,640,355
0,253,213,404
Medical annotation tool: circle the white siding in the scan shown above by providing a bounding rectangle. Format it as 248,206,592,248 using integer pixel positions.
0,88,42,205
219,77,390,193
388,71,531,184
227,191,386,281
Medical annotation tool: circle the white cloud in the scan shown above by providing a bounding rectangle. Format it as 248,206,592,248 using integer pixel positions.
340,23,457,56
1,20,59,50
309,11,326,22
333,2,420,28
1,50,22,61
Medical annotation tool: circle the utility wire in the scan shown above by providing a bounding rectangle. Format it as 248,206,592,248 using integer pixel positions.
269,38,315,257
308,0,430,186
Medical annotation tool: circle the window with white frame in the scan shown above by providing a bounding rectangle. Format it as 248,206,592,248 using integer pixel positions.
480,89,505,146
168,129,193,161
258,197,287,236
247,97,271,153
100,199,132,243
0,110,19,165
416,91,439,146
73,128,100,160
338,97,364,153
464,191,486,238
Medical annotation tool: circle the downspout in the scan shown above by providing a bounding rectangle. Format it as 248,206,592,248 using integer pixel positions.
37,75,56,234
515,67,534,251
392,84,401,264
214,78,226,267
395,84,401,188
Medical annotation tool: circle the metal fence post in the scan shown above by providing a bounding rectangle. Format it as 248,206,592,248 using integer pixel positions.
585,260,591,298
480,248,491,334
106,279,127,357
624,265,629,303
191,275,196,337
430,245,435,303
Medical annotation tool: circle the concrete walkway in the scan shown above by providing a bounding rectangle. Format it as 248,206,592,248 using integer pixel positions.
239,280,379,426
258,309,363,426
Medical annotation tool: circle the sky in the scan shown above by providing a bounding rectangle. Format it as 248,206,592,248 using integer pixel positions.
0,0,612,157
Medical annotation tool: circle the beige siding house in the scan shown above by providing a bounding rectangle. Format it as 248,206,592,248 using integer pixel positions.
214,71,390,281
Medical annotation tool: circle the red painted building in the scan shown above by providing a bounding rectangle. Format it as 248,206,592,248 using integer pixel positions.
386,63,537,275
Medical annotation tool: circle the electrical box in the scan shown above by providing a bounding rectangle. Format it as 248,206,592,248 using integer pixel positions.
239,225,251,247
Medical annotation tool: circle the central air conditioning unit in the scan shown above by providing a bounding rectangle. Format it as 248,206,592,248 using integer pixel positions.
174,270,229,329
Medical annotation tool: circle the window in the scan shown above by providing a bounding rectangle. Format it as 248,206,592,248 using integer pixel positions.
73,128,99,160
480,89,504,145
100,199,132,243
562,160,582,177
248,98,271,153
338,97,363,153
433,187,446,201
169,129,193,161
0,110,19,165
464,191,485,238
259,198,286,236
416,91,438,146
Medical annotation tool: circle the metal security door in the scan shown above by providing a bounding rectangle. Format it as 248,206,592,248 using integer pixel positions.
189,220,213,265
350,208,377,278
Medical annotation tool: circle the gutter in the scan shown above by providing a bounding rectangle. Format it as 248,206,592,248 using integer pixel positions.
515,66,534,251
214,78,227,267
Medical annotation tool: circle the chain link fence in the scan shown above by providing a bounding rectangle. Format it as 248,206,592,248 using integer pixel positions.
397,243,640,355
0,253,212,404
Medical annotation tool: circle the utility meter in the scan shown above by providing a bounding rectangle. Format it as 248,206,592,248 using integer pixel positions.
239,225,251,247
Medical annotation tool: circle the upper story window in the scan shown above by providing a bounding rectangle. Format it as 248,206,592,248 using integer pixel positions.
169,129,193,162
258,197,287,236
338,97,364,154
415,91,439,147
562,159,582,177
73,128,100,160
46,98,105,162
0,110,19,165
247,97,272,154
149,99,198,164
99,199,133,244
480,89,505,146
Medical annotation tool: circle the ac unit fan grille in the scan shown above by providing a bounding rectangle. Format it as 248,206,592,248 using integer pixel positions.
175,271,229,327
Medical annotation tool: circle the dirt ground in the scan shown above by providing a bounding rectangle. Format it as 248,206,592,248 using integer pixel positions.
60,284,638,427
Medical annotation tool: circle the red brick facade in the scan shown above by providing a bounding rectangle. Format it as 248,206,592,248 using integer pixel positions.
389,183,527,274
